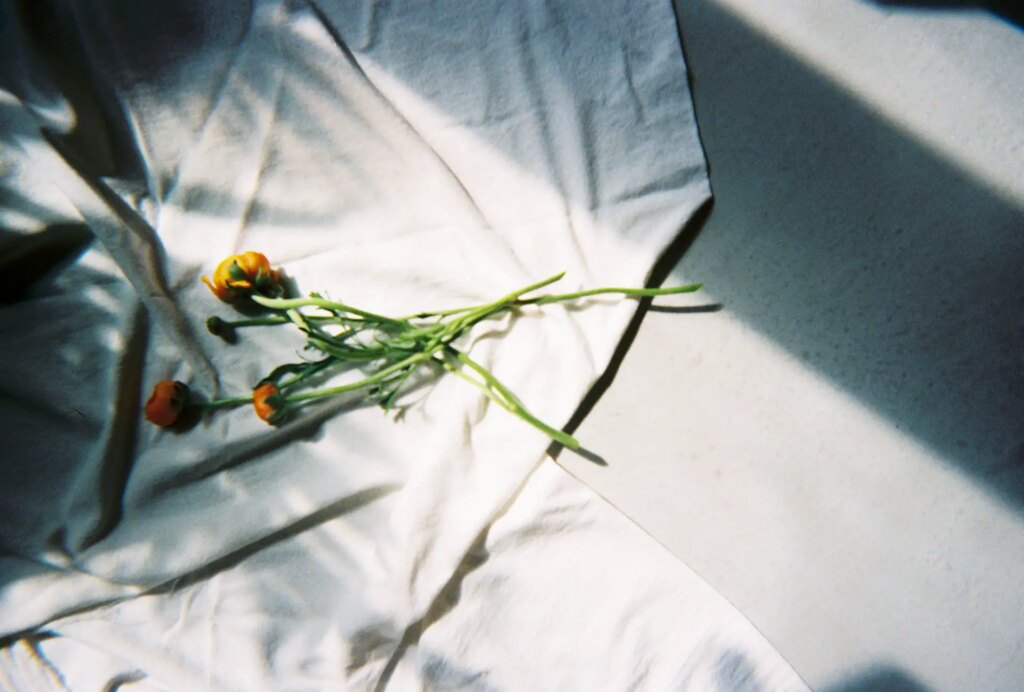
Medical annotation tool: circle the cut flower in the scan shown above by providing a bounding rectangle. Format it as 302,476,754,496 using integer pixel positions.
202,251,282,302
154,270,705,448
253,382,285,424
145,380,189,427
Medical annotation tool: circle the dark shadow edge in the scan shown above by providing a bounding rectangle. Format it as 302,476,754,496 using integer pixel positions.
550,197,714,462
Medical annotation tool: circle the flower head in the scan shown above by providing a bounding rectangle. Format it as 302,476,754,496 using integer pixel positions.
145,380,189,427
253,382,285,424
202,251,282,302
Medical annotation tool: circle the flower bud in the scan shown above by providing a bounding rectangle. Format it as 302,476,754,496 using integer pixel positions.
145,380,189,427
206,315,233,339
202,251,282,302
253,382,285,424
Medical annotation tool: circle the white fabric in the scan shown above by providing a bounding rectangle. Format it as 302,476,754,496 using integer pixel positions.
0,1,804,689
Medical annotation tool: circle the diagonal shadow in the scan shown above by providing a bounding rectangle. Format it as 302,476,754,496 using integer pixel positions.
870,0,1024,29
671,0,1024,509
373,522,492,691
551,198,715,465
144,483,399,595
0,484,399,647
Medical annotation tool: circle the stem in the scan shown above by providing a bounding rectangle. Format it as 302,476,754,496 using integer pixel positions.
496,272,566,301
285,307,311,333
228,273,696,449
196,395,253,409
445,346,579,449
215,315,340,328
379,363,419,409
252,295,407,327
400,278,701,345
284,351,433,403
442,358,517,408
396,272,566,321
225,316,290,327
307,335,390,362
526,283,703,305
278,359,336,390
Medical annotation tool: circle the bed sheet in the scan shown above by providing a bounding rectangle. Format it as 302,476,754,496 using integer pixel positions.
0,1,804,688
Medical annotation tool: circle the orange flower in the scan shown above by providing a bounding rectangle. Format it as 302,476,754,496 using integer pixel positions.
202,251,281,302
145,380,189,427
253,382,283,424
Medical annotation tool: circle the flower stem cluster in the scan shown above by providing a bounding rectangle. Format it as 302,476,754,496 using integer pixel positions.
146,253,702,449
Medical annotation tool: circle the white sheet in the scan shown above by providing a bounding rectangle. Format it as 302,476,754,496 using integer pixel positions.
0,1,805,688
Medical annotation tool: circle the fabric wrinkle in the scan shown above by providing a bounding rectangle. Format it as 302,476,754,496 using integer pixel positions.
516,13,597,284
64,300,149,554
0,1,808,689
161,6,257,207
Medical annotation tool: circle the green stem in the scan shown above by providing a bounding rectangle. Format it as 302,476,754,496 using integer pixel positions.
402,279,704,360
379,363,419,409
278,359,336,390
307,335,390,362
214,315,341,328
445,346,579,449
225,316,290,327
196,394,253,410
495,272,566,302
396,272,566,321
222,273,696,447
283,351,434,403
526,283,703,305
252,295,407,327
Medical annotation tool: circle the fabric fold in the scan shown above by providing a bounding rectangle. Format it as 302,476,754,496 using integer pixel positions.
0,0,802,688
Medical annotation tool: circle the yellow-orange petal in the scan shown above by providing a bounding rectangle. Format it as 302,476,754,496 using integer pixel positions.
234,251,272,277
202,274,234,301
253,382,281,423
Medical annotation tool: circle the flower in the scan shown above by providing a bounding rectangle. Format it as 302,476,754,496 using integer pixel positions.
202,251,281,302
205,315,236,341
253,382,284,424
145,380,189,427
